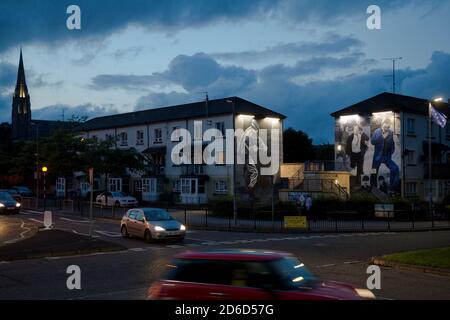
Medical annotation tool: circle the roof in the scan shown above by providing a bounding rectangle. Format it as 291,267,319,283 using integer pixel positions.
174,249,291,261
331,92,449,118
31,120,76,138
78,97,286,132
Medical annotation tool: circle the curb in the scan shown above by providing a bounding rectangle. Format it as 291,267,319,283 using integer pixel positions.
370,257,450,277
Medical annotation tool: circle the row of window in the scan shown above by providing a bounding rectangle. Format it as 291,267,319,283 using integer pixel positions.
93,121,226,147
131,178,228,195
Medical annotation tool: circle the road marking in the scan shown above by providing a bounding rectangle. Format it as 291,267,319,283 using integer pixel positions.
128,248,147,252
22,210,42,214
60,217,90,223
28,218,43,224
94,230,122,237
166,245,184,248
316,264,336,268
71,229,100,238
344,260,363,264
0,261,11,264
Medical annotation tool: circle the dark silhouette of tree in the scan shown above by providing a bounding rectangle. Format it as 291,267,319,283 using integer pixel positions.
283,128,314,163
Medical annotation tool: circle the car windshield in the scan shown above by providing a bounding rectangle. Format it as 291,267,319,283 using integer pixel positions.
271,257,317,289
143,209,173,221
0,192,14,201
15,187,30,192
111,192,127,197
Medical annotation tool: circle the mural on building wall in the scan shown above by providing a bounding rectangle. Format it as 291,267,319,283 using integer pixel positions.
335,112,401,194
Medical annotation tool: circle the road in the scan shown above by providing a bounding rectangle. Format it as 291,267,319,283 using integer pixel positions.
1,210,450,300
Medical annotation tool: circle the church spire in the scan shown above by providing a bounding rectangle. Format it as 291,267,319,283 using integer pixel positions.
14,48,29,98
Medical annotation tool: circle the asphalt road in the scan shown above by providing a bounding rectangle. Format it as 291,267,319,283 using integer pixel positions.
1,210,450,300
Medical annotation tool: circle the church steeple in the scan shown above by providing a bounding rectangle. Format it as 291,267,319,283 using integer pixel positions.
14,49,29,99
11,49,32,140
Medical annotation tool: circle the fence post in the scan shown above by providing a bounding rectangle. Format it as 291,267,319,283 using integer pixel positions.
431,206,435,228
411,208,415,230
205,207,208,228
335,216,338,232
361,211,365,231
184,208,187,225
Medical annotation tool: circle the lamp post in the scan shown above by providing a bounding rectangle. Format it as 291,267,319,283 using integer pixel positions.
227,98,238,226
42,166,48,211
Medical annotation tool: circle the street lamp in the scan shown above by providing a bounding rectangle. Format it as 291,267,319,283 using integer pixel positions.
226,98,238,226
42,166,48,211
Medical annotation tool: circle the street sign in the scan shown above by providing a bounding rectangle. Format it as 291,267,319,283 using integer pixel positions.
284,216,308,229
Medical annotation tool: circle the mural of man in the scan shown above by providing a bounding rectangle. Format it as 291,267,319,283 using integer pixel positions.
371,119,400,191
345,124,369,184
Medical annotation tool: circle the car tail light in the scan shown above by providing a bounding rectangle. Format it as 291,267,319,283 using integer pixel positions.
148,281,163,299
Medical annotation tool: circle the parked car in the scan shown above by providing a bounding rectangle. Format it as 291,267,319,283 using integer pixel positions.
121,208,186,242
96,191,138,207
12,186,33,197
148,249,375,300
0,189,22,202
0,191,21,215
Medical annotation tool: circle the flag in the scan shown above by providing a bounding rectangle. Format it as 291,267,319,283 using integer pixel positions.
429,103,447,128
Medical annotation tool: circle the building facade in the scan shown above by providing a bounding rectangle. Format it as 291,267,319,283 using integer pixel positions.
78,97,285,205
331,92,450,202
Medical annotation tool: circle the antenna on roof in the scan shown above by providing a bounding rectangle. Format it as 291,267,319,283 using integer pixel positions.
61,107,67,122
382,57,403,94
196,91,210,124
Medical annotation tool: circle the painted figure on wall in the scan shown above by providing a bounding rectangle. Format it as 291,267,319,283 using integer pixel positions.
345,124,369,185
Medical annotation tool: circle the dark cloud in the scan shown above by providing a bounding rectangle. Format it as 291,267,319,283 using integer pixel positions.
32,103,118,121
0,0,439,53
89,74,168,91
211,34,364,63
130,51,450,143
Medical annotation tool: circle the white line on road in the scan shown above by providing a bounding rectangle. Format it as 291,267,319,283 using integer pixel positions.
60,217,90,223
344,260,363,264
71,230,100,238
94,230,122,237
28,218,43,224
316,264,336,268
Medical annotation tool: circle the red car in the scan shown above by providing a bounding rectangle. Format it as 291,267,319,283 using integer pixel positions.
148,249,375,300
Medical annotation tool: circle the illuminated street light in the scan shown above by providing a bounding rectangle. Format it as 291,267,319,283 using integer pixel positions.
434,97,443,102
41,166,48,172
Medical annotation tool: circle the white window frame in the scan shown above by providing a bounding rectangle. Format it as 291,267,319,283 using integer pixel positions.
136,130,144,145
119,132,128,146
154,128,162,144
108,178,122,192
407,118,415,134
214,180,228,194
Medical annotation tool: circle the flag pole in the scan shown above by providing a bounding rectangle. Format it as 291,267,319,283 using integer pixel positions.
428,103,432,217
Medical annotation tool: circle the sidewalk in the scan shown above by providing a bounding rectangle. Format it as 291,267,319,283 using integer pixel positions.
0,229,126,261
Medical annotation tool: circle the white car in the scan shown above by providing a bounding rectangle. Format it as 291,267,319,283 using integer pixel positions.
96,191,138,207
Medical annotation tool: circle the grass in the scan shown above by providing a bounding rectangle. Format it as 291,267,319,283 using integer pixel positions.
383,247,450,270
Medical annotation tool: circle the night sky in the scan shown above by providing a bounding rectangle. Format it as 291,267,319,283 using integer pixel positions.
0,0,449,142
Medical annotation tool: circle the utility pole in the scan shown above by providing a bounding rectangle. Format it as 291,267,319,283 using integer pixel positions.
383,57,403,94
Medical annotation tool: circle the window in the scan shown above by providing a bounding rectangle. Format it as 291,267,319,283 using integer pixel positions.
215,180,228,194
406,183,417,197
407,150,416,165
142,178,157,193
154,128,162,144
92,135,98,142
119,132,128,146
108,178,122,192
181,179,193,194
215,122,225,135
172,180,181,193
198,179,205,194
133,179,142,192
407,118,415,134
105,133,113,142
136,130,144,145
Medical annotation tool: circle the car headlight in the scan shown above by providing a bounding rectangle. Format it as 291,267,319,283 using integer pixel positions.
154,226,165,232
0,203,4,208
16,202,21,207
180,224,186,231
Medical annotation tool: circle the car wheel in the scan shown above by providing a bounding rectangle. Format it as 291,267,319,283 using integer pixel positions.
121,225,129,238
144,229,153,243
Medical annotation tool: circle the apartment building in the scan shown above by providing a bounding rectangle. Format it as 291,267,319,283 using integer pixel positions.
77,97,285,205
331,92,450,201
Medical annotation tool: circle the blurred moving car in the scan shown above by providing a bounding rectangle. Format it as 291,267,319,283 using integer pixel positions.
121,208,186,242
0,191,21,215
148,249,375,300
12,186,33,197
0,189,22,202
96,191,138,207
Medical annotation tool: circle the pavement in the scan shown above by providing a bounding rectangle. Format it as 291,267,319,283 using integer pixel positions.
1,209,450,300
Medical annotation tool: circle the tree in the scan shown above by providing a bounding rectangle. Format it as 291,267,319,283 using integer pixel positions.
313,144,335,161
283,128,314,163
